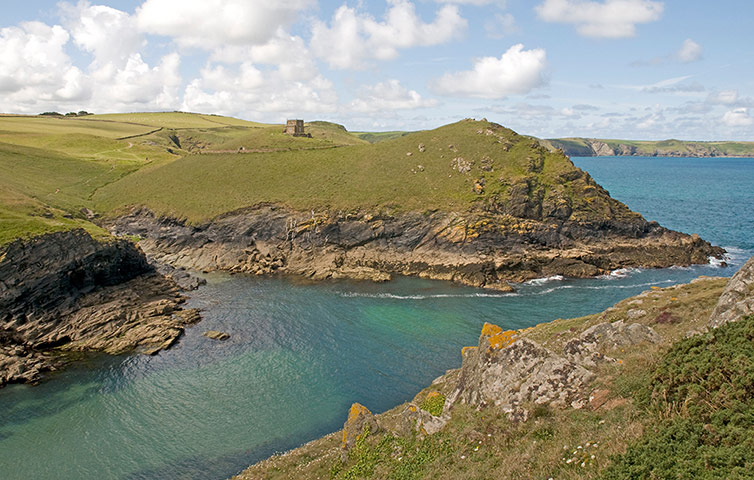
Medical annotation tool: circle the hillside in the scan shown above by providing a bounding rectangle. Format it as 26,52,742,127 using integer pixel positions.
0,113,722,292
237,256,754,480
0,113,361,245
543,137,754,158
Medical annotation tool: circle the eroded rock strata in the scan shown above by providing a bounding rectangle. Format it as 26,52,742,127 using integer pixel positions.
0,230,199,387
110,204,723,292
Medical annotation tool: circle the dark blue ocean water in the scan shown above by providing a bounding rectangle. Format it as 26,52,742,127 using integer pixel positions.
0,156,752,479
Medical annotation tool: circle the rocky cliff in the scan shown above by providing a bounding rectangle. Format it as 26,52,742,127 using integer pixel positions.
110,203,722,292
0,229,200,387
709,254,754,328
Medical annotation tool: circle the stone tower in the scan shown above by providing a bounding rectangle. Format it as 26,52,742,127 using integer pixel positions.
284,119,306,136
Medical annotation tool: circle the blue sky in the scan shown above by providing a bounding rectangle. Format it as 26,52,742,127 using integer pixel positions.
1,0,753,140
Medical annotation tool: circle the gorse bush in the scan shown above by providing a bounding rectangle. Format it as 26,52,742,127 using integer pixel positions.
604,316,754,479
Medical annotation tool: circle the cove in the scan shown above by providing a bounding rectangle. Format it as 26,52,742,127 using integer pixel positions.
0,156,753,480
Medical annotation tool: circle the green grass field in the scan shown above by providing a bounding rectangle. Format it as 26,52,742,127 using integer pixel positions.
92,119,579,222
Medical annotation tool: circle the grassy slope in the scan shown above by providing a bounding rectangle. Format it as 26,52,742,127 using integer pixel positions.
237,276,732,480
0,112,345,245
93,119,588,223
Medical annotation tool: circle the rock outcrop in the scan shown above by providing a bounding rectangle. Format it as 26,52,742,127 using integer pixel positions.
563,320,662,367
0,230,200,387
447,324,595,421
709,255,754,328
108,204,723,292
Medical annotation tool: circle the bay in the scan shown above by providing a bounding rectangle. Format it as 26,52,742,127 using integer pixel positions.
0,156,752,480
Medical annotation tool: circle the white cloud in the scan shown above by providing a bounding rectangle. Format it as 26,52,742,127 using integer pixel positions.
311,1,467,69
676,38,702,63
432,44,547,99
535,0,664,38
181,61,337,118
211,29,318,81
59,1,141,67
348,80,437,112
722,108,754,127
707,90,739,105
136,0,312,49
0,21,91,112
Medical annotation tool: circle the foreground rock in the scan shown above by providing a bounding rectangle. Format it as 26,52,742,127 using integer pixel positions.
447,323,595,421
0,230,200,387
709,254,754,328
110,202,723,291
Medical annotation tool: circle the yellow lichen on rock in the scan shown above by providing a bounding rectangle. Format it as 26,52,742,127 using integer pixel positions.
480,322,517,350
461,346,477,356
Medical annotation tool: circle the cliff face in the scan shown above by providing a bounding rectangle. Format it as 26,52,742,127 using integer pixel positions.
110,204,722,292
0,230,200,387
547,138,754,158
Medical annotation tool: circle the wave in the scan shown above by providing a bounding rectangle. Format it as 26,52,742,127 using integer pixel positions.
531,279,676,296
598,267,642,279
339,292,519,300
524,275,564,285
718,246,753,266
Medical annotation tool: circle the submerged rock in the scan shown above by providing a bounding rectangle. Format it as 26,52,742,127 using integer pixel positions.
203,330,230,341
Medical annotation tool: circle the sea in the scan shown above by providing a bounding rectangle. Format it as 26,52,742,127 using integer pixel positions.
0,156,752,479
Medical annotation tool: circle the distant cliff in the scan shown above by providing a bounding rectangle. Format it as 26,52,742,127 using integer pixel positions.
543,137,754,158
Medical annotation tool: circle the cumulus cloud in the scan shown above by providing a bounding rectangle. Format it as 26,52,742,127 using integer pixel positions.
136,0,312,49
676,38,702,63
432,44,547,98
59,1,141,67
0,21,91,112
722,108,754,127
181,61,337,118
535,0,664,38
348,80,437,112
311,1,467,69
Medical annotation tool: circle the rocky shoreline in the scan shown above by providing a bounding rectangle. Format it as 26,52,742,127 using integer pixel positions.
0,230,200,387
109,204,724,292
236,256,753,480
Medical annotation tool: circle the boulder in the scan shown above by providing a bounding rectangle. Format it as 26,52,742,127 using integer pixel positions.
709,255,754,329
447,323,595,420
341,403,378,460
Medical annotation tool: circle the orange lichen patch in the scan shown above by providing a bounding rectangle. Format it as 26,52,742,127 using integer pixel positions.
348,402,371,422
487,330,517,350
650,286,662,290
408,405,417,412
481,322,503,337
461,346,477,357
425,391,442,401
480,322,517,350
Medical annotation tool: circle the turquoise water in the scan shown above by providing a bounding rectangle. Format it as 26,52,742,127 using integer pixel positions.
1,156,752,479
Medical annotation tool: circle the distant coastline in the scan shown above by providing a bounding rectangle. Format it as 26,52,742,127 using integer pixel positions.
542,137,754,158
